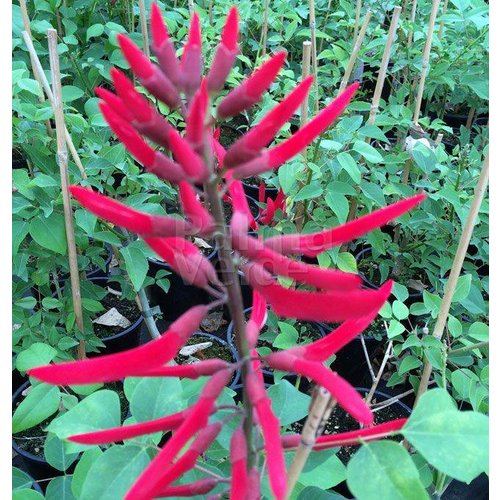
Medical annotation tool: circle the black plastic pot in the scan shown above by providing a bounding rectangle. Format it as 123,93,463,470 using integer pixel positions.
227,309,326,382
441,473,488,499
12,382,62,483
147,247,217,322
231,382,271,403
176,332,241,388
12,148,28,170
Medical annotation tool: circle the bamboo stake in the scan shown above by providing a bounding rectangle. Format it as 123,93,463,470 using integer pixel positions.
309,0,319,112
48,29,86,360
407,0,418,47
300,41,312,130
414,154,489,404
438,0,449,39
19,0,53,138
286,387,333,497
188,0,194,16
22,31,87,180
413,0,441,125
318,0,333,54
262,0,270,57
209,0,213,25
353,0,362,44
138,0,150,58
339,9,372,92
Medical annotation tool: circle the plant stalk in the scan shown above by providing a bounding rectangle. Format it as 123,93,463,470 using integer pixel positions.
448,341,489,356
138,0,150,58
308,0,319,112
48,29,86,360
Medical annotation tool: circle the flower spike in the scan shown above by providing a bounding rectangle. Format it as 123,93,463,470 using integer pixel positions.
95,87,134,122
265,194,427,256
151,2,182,87
186,79,209,153
217,51,287,119
231,82,359,179
206,6,239,93
180,12,203,96
27,305,209,385
243,262,392,322
70,186,193,237
117,33,181,109
224,76,314,168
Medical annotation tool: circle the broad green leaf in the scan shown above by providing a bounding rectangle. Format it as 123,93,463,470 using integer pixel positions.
273,322,299,349
452,274,472,302
336,252,357,273
346,441,429,500
45,476,75,500
268,379,310,426
468,322,488,341
12,490,44,500
44,433,79,471
62,85,85,102
120,244,148,291
392,301,409,320
47,390,120,453
336,152,361,183
16,342,58,372
352,141,383,163
388,320,405,339
13,384,61,433
71,448,103,499
326,193,349,223
80,445,151,500
130,377,184,422
30,212,67,254
299,449,346,490
13,467,35,491
403,389,489,483
86,23,104,41
398,356,421,375
294,183,322,202
297,487,346,499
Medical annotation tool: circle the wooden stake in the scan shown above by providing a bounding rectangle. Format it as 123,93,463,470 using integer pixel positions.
353,0,362,44
19,0,53,138
438,0,449,39
22,31,87,180
286,387,333,497
48,29,86,360
262,0,270,57
339,9,372,92
300,41,312,128
466,107,476,129
209,0,213,25
138,0,150,58
188,0,195,16
309,0,319,112
368,6,401,125
407,0,418,47
414,154,489,404
413,0,441,125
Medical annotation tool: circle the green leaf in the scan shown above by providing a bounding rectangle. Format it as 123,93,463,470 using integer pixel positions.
352,141,383,164
12,490,44,500
130,377,184,422
336,252,357,273
388,320,405,339
468,322,488,341
398,355,422,375
336,152,361,183
346,441,429,500
30,212,67,254
17,78,43,97
86,23,104,41
326,193,349,223
13,467,36,491
16,342,58,372
72,448,103,499
45,476,75,500
392,301,409,320
274,322,299,349
15,296,36,310
62,85,85,102
47,390,120,453
360,181,386,206
44,433,79,471
294,183,322,202
297,487,346,499
13,384,61,433
298,449,346,490
403,389,489,483
268,379,310,426
452,274,472,302
80,445,151,500
120,244,149,291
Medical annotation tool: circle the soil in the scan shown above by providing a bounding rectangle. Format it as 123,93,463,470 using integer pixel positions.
92,293,141,338
174,334,234,364
291,391,409,464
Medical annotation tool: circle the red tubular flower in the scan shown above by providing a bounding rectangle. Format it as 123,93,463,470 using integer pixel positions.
230,427,248,499
117,33,181,109
144,237,218,288
180,12,202,96
243,262,392,322
178,181,215,235
99,102,186,184
259,197,276,225
68,409,189,445
186,79,209,153
227,179,258,230
281,418,408,450
212,128,226,166
231,83,359,179
110,68,173,148
157,478,218,497
95,87,134,122
125,370,231,499
217,51,287,119
27,305,209,385
265,194,427,256
224,76,313,168
206,6,239,93
168,129,210,182
246,370,287,500
232,214,361,291
70,186,193,237
246,467,261,500
258,182,266,204
132,359,230,378
266,351,373,425
246,289,267,348
151,2,182,87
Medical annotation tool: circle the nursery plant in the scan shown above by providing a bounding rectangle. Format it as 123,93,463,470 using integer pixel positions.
17,3,489,499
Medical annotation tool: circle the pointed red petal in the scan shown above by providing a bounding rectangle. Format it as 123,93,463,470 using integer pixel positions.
265,194,426,256
230,427,248,499
227,180,257,229
151,2,169,48
28,306,209,385
222,7,239,50
178,180,215,234
117,33,154,80
168,129,209,182
95,87,134,121
186,79,208,150
180,12,202,95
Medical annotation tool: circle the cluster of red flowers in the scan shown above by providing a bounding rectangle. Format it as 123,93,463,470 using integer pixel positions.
28,4,425,499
